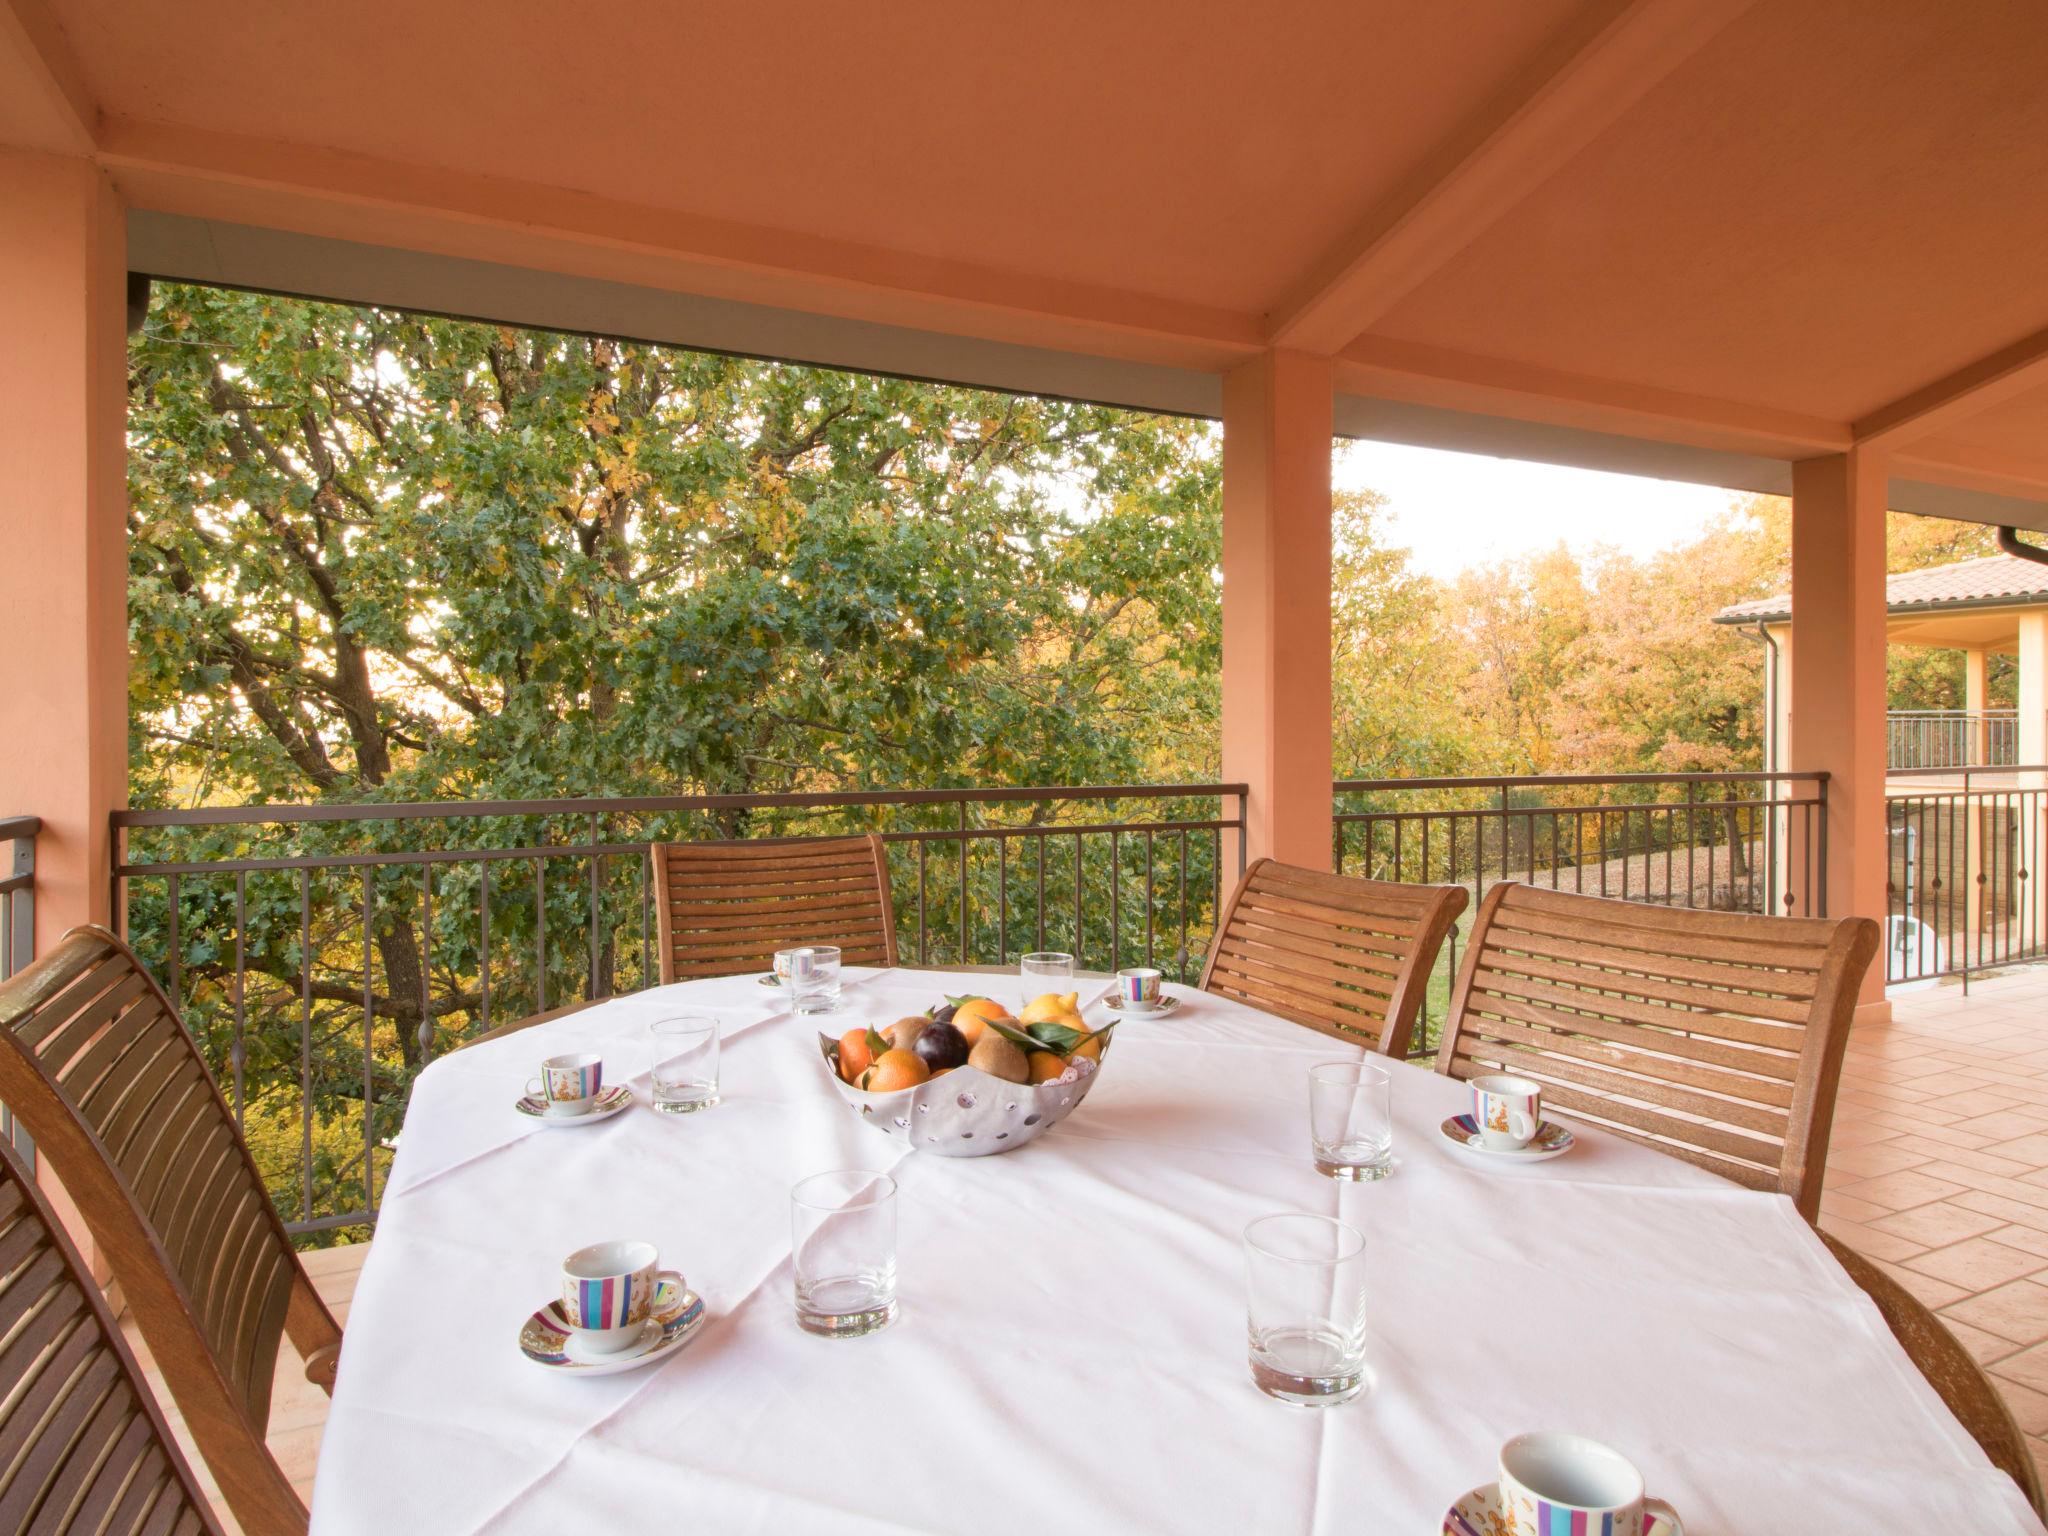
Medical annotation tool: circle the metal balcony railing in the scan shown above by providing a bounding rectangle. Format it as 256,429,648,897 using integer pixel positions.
1333,772,1830,1058
111,785,1246,1238
1888,709,2019,770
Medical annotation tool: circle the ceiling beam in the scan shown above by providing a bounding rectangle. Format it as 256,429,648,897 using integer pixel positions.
99,116,1262,377
0,0,96,154
1266,0,1754,356
1853,323,2048,450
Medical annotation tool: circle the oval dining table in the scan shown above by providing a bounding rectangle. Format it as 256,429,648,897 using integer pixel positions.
308,967,2046,1533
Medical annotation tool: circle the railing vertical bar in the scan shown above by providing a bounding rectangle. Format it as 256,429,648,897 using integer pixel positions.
362,867,376,1214
1036,834,1047,954
958,803,970,967
1073,832,1085,967
588,813,603,1000
917,840,929,966
479,861,492,1031
1178,831,1189,980
166,872,180,1004
232,870,246,1131
534,856,548,1015
299,868,313,1225
998,836,1009,967
1110,830,1121,975
420,865,435,1061
1144,829,1156,970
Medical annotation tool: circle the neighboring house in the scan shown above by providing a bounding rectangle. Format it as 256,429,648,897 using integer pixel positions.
1715,554,2048,980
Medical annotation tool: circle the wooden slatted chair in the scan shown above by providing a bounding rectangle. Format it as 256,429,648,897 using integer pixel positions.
1199,860,1468,1056
0,925,343,1535
1436,883,1879,1221
651,834,898,983
0,1128,223,1535
1818,1230,2047,1520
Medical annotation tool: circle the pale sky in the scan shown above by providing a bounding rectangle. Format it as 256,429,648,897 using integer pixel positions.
1335,438,1744,581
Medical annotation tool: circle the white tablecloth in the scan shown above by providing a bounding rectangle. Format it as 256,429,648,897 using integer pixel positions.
311,968,2045,1534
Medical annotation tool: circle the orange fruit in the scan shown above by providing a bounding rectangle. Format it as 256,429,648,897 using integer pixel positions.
860,1048,931,1093
1027,1051,1068,1084
951,997,1010,1046
838,1027,876,1083
1071,1030,1103,1061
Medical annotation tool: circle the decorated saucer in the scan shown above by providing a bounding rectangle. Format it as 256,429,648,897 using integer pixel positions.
1438,1113,1575,1161
756,972,784,988
1100,993,1180,1017
516,1083,634,1126
519,1279,706,1376
1443,1481,1680,1536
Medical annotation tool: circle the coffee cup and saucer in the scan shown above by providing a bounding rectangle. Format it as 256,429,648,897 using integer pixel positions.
1100,966,1180,1016
1439,1072,1575,1161
515,1052,633,1126
519,1239,706,1376
1444,1431,1682,1535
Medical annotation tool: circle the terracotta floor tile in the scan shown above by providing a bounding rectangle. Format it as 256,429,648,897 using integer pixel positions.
1952,1191,2048,1234
1885,1137,2039,1179
1904,1236,2048,1290
1995,1346,2048,1405
1939,1314,2025,1367
1951,1110,2048,1139
1988,1226,2048,1261
1819,1189,1899,1226
1826,1142,1933,1179
1943,1278,2048,1345
1992,1378,2048,1437
1874,1258,1973,1310
1817,1214,1926,1265
1836,1168,1967,1212
1867,1200,2008,1249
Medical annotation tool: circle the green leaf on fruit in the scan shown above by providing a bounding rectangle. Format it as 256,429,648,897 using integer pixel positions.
865,1027,890,1058
987,1018,1047,1052
1025,1020,1090,1053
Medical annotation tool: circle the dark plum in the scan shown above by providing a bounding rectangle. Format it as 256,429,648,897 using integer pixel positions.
911,1019,969,1072
927,1001,959,1027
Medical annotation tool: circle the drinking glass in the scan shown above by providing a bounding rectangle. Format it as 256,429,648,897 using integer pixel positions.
1243,1213,1369,1406
648,1014,720,1113
1308,1060,1394,1180
777,945,844,1015
790,1170,898,1337
1021,951,1075,1008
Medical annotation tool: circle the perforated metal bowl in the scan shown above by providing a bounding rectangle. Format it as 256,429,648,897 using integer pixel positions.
817,1030,1113,1156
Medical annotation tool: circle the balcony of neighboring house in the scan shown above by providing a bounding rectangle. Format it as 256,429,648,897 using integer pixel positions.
1718,554,2048,989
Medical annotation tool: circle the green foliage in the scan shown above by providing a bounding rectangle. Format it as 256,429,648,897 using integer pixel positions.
126,284,1224,1236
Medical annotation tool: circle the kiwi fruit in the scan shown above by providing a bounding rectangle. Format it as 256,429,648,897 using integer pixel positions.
967,1032,1030,1084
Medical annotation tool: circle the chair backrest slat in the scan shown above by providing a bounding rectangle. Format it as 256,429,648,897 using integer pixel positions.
0,925,341,1534
1436,882,1879,1219
652,834,898,983
1200,860,1468,1056
0,1132,222,1535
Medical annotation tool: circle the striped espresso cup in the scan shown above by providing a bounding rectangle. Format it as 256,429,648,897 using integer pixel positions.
559,1239,684,1354
1498,1432,1683,1536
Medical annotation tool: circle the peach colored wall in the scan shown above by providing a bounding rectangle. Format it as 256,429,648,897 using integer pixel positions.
1788,450,1889,1010
1221,350,1334,871
0,151,129,941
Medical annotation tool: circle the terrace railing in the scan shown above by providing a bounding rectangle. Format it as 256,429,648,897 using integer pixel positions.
1333,772,1830,1058
1887,765,2048,985
0,816,35,983
1888,709,2019,771
111,784,1244,1238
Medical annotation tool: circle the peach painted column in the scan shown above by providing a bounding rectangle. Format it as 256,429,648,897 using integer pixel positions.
1220,350,1334,872
0,153,130,944
2018,613,2048,951
1788,449,1889,1015
1964,645,1988,947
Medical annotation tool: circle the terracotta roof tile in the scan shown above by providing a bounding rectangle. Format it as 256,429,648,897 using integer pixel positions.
1714,553,2048,624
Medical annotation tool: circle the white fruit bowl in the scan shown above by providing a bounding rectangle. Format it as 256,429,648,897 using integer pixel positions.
815,1031,1114,1157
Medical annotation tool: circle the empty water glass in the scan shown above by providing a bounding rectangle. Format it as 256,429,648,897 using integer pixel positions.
1021,950,1075,1007
1243,1212,1369,1406
648,1015,720,1113
1309,1060,1394,1180
790,1170,898,1338
776,945,843,1015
